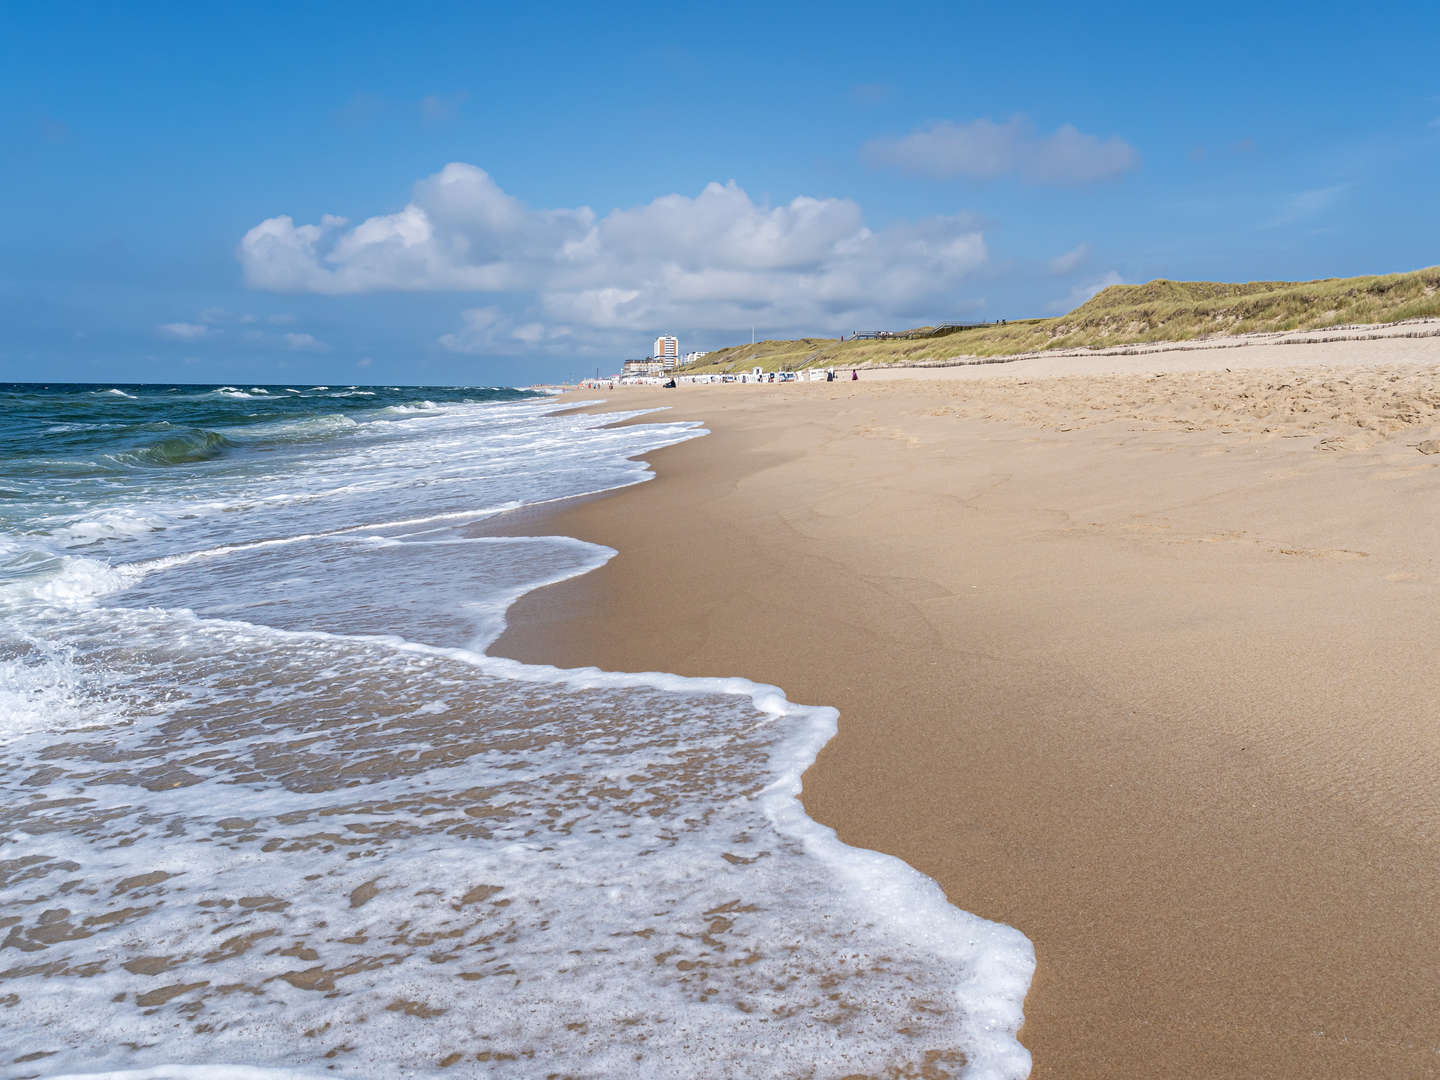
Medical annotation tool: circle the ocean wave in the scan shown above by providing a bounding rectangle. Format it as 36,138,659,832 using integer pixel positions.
54,506,174,546
0,535,137,604
115,427,235,467
91,388,137,399
43,422,122,434
229,413,361,444
376,400,440,415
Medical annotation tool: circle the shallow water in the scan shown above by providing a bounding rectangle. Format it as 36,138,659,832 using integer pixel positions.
0,385,1032,1079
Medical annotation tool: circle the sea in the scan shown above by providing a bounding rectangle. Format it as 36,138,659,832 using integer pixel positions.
0,383,1033,1079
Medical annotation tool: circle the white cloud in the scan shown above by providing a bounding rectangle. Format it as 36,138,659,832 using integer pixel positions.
1264,184,1349,229
1048,271,1124,314
242,164,991,353
1048,243,1091,275
240,167,594,294
283,332,329,352
157,322,211,341
865,117,1139,184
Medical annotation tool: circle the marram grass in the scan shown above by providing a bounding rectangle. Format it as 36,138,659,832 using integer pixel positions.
681,265,1440,374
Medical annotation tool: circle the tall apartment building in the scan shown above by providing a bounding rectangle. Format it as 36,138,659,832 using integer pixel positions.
653,335,679,369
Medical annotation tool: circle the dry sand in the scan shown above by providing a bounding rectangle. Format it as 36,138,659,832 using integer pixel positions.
487,335,1440,1078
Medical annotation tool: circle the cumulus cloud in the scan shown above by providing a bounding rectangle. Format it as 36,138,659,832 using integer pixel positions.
1048,243,1091,275
239,167,596,294
865,117,1139,184
1048,271,1125,314
241,163,991,352
157,322,211,341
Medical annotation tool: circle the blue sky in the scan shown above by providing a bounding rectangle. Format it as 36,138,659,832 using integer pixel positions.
3,0,1437,385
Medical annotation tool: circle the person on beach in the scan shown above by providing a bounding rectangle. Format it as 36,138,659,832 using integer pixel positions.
851,369,858,381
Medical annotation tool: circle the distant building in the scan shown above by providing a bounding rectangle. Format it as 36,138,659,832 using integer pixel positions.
653,335,679,369
623,357,665,376
683,350,708,365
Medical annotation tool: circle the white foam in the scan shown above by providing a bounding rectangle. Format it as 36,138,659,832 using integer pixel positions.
225,414,359,442
0,596,1033,1079
0,632,130,745
376,401,439,415
43,1069,336,1080
54,506,172,546
13,402,698,577
43,423,121,434
0,539,137,612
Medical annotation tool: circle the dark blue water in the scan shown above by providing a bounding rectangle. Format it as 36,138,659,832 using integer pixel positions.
0,382,540,471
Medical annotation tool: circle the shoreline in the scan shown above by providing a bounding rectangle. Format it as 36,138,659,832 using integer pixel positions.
486,340,1440,1077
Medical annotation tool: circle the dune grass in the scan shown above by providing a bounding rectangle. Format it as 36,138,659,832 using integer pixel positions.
680,265,1440,374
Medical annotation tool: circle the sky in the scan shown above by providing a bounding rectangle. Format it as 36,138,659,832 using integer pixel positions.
2,0,1438,386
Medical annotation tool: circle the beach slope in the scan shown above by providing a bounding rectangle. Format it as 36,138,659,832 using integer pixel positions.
490,336,1440,1078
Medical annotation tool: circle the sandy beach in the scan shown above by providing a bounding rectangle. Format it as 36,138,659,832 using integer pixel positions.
488,335,1440,1078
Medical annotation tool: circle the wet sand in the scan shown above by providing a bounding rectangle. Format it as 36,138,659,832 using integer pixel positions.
488,337,1440,1078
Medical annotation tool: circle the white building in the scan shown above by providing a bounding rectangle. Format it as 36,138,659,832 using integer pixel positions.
653,335,679,369
683,350,708,365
